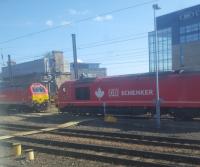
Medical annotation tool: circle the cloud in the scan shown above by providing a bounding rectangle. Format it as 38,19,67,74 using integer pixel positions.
77,59,83,63
68,9,89,15
60,20,71,26
94,14,113,22
45,20,54,27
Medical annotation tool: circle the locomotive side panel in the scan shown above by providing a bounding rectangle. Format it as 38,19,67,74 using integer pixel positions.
160,74,200,108
90,76,155,107
57,72,200,116
0,87,27,105
0,83,49,112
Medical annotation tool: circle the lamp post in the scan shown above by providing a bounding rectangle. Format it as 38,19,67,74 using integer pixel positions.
153,4,161,129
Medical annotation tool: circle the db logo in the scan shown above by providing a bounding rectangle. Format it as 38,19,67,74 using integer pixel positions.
108,89,119,97
95,88,104,100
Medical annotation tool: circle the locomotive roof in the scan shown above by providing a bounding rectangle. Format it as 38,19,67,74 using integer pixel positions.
67,70,200,84
0,82,43,89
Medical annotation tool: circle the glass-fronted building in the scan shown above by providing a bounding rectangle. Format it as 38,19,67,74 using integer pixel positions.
180,23,200,43
149,28,172,72
149,4,200,72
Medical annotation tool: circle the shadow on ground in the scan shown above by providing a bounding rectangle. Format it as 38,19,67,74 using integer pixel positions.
1,109,200,135
74,116,200,135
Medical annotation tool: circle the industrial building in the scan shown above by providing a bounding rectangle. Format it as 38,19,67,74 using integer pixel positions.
70,63,107,79
1,51,70,95
1,51,107,95
149,4,200,72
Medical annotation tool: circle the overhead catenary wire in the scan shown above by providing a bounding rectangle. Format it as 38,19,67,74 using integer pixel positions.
73,47,147,57
103,60,148,66
1,4,151,66
62,34,148,54
13,47,148,63
1,31,148,57
77,32,147,48
4,31,148,56
0,0,157,45
82,48,148,57
77,35,147,50
10,33,149,62
81,52,148,62
7,58,148,69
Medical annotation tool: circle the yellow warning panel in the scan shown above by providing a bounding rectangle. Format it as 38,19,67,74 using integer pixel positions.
104,114,118,123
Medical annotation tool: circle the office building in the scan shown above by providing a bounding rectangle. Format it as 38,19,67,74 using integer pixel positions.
149,5,200,72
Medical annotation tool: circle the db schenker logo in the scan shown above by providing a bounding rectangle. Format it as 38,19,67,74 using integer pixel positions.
95,88,104,100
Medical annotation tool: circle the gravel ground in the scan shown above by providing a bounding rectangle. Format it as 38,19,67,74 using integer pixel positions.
2,111,200,140
0,112,91,128
1,110,200,166
28,133,200,156
69,118,200,140
6,137,197,167
0,147,117,167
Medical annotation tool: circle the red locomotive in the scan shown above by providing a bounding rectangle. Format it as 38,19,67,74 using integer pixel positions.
57,72,200,119
0,83,49,112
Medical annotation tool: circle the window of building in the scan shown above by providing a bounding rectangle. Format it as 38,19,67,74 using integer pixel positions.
180,23,200,43
180,27,186,34
186,33,198,42
75,87,90,100
148,28,172,72
180,35,186,43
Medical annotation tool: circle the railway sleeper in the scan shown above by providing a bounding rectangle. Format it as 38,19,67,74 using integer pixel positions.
49,131,200,151
6,136,200,165
0,140,193,167
57,128,200,145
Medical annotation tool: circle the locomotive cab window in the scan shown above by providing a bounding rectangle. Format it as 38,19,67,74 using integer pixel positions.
75,87,90,100
32,86,45,93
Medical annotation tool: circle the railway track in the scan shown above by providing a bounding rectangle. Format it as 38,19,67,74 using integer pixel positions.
2,123,200,144
0,139,175,167
49,129,200,150
0,135,199,167
1,123,200,166
56,128,200,144
1,123,200,150
63,112,177,120
0,123,45,131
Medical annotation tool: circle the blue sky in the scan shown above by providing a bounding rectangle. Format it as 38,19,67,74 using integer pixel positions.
0,0,200,75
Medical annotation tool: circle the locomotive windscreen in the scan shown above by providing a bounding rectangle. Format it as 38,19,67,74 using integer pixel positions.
32,86,46,93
